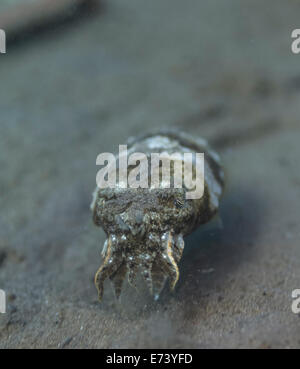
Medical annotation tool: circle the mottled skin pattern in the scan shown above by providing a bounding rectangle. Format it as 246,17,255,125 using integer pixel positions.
91,130,224,301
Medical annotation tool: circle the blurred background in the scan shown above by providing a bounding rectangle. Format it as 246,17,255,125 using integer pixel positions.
0,0,299,348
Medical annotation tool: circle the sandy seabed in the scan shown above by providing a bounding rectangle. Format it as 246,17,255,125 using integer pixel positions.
0,0,300,349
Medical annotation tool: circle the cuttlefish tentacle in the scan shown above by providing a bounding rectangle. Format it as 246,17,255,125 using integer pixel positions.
160,231,180,291
109,261,127,299
127,257,138,289
94,231,184,301
173,233,185,262
94,235,121,301
151,259,167,300
140,252,156,295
